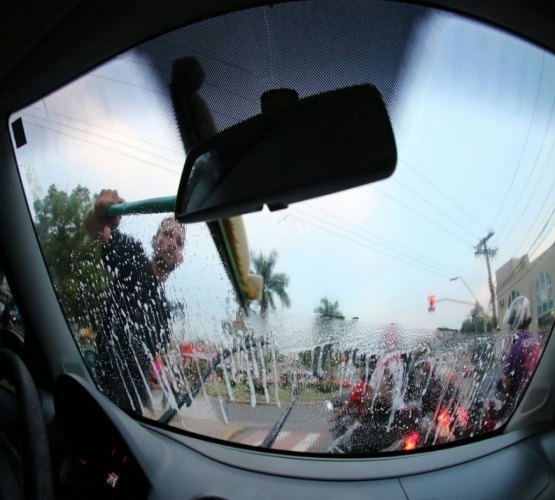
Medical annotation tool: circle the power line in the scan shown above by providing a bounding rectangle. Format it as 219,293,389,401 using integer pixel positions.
287,212,456,280
292,207,471,280
299,204,476,282
89,73,167,96
529,205,555,256
22,121,181,176
494,91,555,248
21,113,183,166
393,177,479,240
372,186,474,247
25,107,182,155
89,73,244,123
138,39,254,75
511,139,555,257
399,158,488,234
117,53,257,106
490,52,546,230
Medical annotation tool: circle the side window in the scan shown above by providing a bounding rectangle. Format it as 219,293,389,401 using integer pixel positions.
0,274,23,336
536,272,554,319
0,271,25,358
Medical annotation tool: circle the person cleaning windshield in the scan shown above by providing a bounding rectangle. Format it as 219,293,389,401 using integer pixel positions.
85,189,186,413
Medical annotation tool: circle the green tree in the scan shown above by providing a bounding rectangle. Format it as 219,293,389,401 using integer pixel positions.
314,297,344,319
251,250,291,316
34,185,108,326
460,303,493,333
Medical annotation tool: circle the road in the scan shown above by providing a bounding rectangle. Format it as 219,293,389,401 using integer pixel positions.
224,400,335,452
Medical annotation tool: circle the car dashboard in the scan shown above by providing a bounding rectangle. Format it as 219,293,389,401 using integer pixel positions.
53,374,555,499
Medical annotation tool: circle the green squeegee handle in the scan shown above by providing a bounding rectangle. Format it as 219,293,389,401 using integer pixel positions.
106,196,176,217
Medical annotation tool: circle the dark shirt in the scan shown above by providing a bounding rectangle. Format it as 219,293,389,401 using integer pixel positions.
101,230,171,354
95,230,171,412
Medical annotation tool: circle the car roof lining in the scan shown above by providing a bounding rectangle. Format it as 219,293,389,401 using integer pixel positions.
1,0,555,118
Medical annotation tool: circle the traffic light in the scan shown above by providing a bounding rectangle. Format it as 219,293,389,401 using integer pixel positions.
427,294,436,312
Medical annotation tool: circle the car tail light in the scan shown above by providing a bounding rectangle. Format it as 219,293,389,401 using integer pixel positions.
403,432,420,451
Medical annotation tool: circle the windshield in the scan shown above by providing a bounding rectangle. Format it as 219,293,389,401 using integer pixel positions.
9,0,555,455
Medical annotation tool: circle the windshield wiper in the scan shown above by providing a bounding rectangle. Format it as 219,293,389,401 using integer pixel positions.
259,397,297,449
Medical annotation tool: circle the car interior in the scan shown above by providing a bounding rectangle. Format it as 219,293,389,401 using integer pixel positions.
1,1,555,499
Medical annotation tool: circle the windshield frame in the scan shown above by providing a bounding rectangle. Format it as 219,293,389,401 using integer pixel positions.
4,0,555,458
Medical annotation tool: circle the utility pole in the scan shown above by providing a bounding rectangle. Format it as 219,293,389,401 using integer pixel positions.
475,231,498,329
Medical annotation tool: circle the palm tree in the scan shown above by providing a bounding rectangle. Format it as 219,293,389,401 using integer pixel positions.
314,297,344,319
251,250,291,316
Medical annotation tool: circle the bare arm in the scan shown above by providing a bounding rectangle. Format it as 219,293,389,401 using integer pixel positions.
84,189,124,244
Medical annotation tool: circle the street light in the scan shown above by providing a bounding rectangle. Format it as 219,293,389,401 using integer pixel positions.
449,277,480,306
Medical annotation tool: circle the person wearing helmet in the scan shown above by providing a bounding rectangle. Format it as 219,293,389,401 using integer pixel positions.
498,296,542,422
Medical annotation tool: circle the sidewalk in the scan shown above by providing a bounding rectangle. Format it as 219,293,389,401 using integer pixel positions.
148,390,244,441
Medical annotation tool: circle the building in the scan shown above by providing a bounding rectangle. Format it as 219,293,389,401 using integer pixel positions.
496,242,555,337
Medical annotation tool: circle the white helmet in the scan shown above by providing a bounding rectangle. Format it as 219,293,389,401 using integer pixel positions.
503,295,532,330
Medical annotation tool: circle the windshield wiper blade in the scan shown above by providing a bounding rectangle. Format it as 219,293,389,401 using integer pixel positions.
259,397,297,449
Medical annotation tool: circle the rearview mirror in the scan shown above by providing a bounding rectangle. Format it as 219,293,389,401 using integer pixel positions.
175,85,396,223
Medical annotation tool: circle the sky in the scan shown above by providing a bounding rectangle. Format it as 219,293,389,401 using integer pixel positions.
8,5,555,339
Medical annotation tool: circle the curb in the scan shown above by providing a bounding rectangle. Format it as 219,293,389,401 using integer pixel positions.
169,415,244,441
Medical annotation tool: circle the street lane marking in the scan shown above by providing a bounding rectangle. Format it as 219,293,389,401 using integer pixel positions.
240,430,269,446
291,433,320,452
239,430,326,452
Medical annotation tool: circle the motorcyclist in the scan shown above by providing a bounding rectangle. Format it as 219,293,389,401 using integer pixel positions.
494,296,541,424
333,325,418,453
